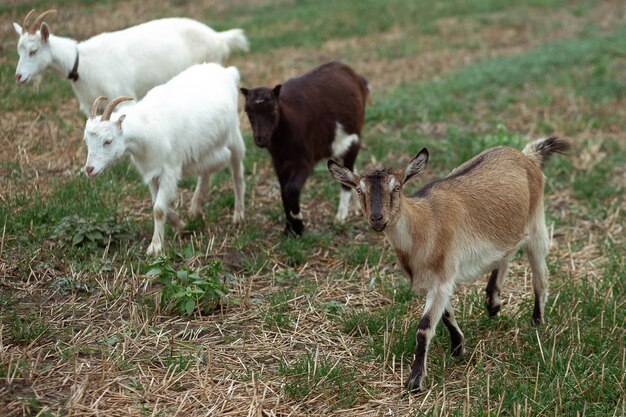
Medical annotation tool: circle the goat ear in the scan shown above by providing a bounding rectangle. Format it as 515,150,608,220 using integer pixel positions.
13,22,23,36
403,148,429,184
273,84,282,97
116,114,126,130
240,87,249,97
40,23,50,42
327,159,357,188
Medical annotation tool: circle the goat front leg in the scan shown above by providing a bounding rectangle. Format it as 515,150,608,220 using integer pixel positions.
485,252,514,317
405,285,450,392
280,170,309,236
147,175,179,256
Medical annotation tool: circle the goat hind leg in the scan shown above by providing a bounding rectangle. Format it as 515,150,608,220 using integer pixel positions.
525,220,550,324
334,140,360,222
189,172,211,218
442,302,465,356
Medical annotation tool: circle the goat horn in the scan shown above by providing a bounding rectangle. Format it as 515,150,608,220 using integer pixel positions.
29,9,57,34
101,96,133,121
23,9,36,32
90,96,108,119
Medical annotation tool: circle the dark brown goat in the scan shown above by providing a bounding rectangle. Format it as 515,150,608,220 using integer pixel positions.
241,61,369,235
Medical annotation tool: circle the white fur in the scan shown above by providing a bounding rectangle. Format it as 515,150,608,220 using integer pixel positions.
334,188,352,223
83,63,246,255
331,123,359,159
14,17,249,115
331,124,360,223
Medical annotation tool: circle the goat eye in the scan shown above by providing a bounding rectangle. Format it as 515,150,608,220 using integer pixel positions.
29,49,37,56
103,139,113,146
394,185,401,192
356,188,362,195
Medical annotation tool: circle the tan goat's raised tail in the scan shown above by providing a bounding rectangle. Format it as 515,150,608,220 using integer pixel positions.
523,136,571,168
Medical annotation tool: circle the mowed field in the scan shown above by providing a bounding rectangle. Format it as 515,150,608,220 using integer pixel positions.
1,0,625,416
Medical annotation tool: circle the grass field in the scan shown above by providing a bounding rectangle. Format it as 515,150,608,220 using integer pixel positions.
1,0,625,416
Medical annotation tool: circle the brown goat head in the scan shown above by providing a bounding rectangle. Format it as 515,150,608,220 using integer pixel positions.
240,85,281,148
328,149,428,231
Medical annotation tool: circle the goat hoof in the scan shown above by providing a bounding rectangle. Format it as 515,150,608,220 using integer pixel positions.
146,243,162,256
451,344,465,357
487,304,501,317
403,373,424,393
334,209,348,224
284,220,304,236
232,210,245,224
532,314,543,325
188,207,202,218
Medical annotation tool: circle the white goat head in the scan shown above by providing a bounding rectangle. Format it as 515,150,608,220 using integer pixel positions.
83,96,134,177
13,9,57,84
328,149,429,231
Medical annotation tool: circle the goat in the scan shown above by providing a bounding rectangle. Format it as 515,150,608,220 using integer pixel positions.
82,63,246,255
14,9,249,116
328,137,569,391
240,61,369,236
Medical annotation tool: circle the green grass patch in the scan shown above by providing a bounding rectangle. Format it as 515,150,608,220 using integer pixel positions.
279,351,366,408
368,23,626,127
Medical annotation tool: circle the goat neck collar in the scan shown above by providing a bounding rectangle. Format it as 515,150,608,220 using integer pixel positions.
67,49,79,82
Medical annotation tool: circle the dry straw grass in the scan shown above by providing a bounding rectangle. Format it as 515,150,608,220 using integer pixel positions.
1,1,625,416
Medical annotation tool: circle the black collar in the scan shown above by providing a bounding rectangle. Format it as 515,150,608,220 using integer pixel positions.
68,51,79,82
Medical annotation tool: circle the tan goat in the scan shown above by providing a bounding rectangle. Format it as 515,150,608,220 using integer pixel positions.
328,137,569,392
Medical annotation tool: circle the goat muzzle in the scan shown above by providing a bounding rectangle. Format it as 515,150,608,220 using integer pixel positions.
254,135,270,148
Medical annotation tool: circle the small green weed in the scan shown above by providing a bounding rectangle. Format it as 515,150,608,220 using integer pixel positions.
51,214,132,248
147,256,227,315
52,275,93,296
164,353,193,373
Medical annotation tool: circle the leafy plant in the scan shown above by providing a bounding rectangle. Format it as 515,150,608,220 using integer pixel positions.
53,276,93,295
51,214,132,248
147,256,227,315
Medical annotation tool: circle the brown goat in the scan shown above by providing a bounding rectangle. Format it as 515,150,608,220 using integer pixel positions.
241,61,369,235
328,137,570,391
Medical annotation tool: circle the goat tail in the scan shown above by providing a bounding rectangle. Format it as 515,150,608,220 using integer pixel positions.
522,136,571,168
217,28,250,53
360,76,373,106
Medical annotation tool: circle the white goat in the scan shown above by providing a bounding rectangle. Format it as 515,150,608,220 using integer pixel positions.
83,63,246,255
328,137,569,392
14,9,249,116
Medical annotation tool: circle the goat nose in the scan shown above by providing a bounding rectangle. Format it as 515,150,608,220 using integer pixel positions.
370,212,383,222
15,74,21,82
85,166,94,175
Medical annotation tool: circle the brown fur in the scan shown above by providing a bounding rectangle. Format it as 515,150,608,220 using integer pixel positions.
242,61,369,235
154,208,165,221
329,137,569,391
